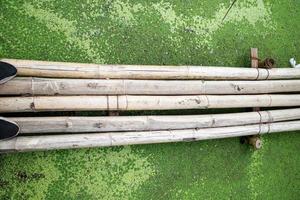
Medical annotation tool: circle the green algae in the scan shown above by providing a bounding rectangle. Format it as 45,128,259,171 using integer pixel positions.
0,147,155,199
109,0,145,26
152,0,274,49
0,0,300,199
51,147,155,200
22,3,106,63
0,152,60,199
247,136,268,200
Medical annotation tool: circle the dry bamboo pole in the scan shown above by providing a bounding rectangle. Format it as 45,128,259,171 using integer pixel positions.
1,77,300,95
2,59,300,80
1,120,299,153
247,136,262,149
9,108,300,134
1,95,300,113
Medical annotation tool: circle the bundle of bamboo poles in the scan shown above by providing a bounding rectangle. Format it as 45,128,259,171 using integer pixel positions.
0,58,300,152
2,120,300,152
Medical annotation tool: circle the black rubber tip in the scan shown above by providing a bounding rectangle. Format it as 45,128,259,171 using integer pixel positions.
0,118,19,140
0,61,17,84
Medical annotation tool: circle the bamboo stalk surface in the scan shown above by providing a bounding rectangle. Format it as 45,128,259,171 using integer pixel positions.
9,108,300,134
2,59,300,80
1,77,300,95
1,120,299,152
1,95,300,112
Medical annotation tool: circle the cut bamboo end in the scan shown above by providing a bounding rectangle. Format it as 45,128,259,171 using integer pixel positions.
9,108,300,134
2,77,300,95
248,136,262,149
1,120,299,153
2,59,300,80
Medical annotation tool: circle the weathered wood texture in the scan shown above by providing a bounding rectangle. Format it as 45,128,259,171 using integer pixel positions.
9,108,300,134
2,59,300,80
1,77,300,95
1,95,300,113
1,120,299,152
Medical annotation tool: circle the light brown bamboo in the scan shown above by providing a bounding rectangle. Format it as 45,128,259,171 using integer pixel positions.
1,95,300,113
1,120,299,153
9,108,300,134
1,77,300,95
248,136,262,149
2,59,300,80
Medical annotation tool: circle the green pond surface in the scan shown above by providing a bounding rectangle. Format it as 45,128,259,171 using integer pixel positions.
0,0,299,199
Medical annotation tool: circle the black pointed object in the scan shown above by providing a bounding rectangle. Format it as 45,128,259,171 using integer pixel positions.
222,0,238,22
0,61,17,84
0,117,19,140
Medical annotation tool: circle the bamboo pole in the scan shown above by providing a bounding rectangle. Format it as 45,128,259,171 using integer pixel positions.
1,77,300,95
1,95,300,113
9,108,300,134
2,59,300,80
1,120,299,153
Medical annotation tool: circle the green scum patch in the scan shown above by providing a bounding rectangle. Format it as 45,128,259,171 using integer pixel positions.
1,147,155,200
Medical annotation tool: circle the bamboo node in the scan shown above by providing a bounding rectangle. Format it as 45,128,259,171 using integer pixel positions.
117,95,119,111
205,95,210,108
186,66,190,79
268,95,273,107
31,77,34,95
125,95,128,110
97,66,101,79
266,110,273,123
106,95,109,111
122,80,126,95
